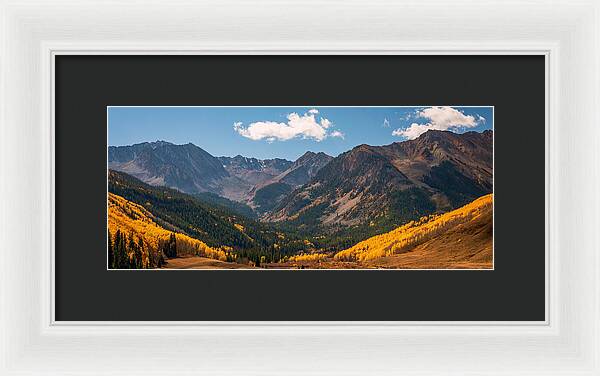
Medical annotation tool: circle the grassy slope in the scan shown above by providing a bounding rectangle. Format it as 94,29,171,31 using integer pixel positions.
363,199,492,269
270,194,493,269
333,194,492,268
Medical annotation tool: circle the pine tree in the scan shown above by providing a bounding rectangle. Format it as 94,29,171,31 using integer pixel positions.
115,229,129,269
157,250,165,267
107,229,114,269
170,233,177,258
137,237,146,268
114,230,123,268
128,231,136,268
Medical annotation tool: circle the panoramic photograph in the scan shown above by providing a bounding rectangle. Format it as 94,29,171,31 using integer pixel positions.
107,106,493,269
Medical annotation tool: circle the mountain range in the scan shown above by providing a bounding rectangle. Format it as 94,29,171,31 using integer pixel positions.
108,130,493,237
268,130,493,231
108,142,332,210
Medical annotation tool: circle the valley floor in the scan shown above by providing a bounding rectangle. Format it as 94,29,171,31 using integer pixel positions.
159,251,492,270
159,193,493,270
162,256,254,269
160,234,492,270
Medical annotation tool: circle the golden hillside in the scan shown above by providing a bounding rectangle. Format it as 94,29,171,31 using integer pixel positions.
334,194,493,267
108,193,233,264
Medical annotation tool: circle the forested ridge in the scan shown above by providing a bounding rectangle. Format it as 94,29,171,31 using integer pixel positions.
108,170,313,266
108,193,233,268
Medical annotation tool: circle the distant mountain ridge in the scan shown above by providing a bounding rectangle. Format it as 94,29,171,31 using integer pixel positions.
266,130,493,235
218,155,293,186
108,141,230,194
246,151,334,213
273,151,334,187
108,141,333,207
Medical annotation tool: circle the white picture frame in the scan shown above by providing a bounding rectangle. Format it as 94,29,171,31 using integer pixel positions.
1,0,598,374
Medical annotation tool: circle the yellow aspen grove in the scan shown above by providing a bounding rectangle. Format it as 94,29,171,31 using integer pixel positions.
286,253,329,262
108,193,235,265
334,194,493,262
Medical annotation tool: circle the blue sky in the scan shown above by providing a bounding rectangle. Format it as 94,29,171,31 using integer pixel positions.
108,106,493,161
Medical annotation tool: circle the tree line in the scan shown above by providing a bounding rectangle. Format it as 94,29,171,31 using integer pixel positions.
108,229,178,269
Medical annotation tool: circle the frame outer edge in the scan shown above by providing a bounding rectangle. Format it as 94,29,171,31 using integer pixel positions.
1,0,599,374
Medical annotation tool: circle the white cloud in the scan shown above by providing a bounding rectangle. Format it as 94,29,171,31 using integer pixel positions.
393,123,435,139
383,118,390,128
320,118,332,129
308,108,319,115
392,106,484,140
233,110,340,142
330,130,345,139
